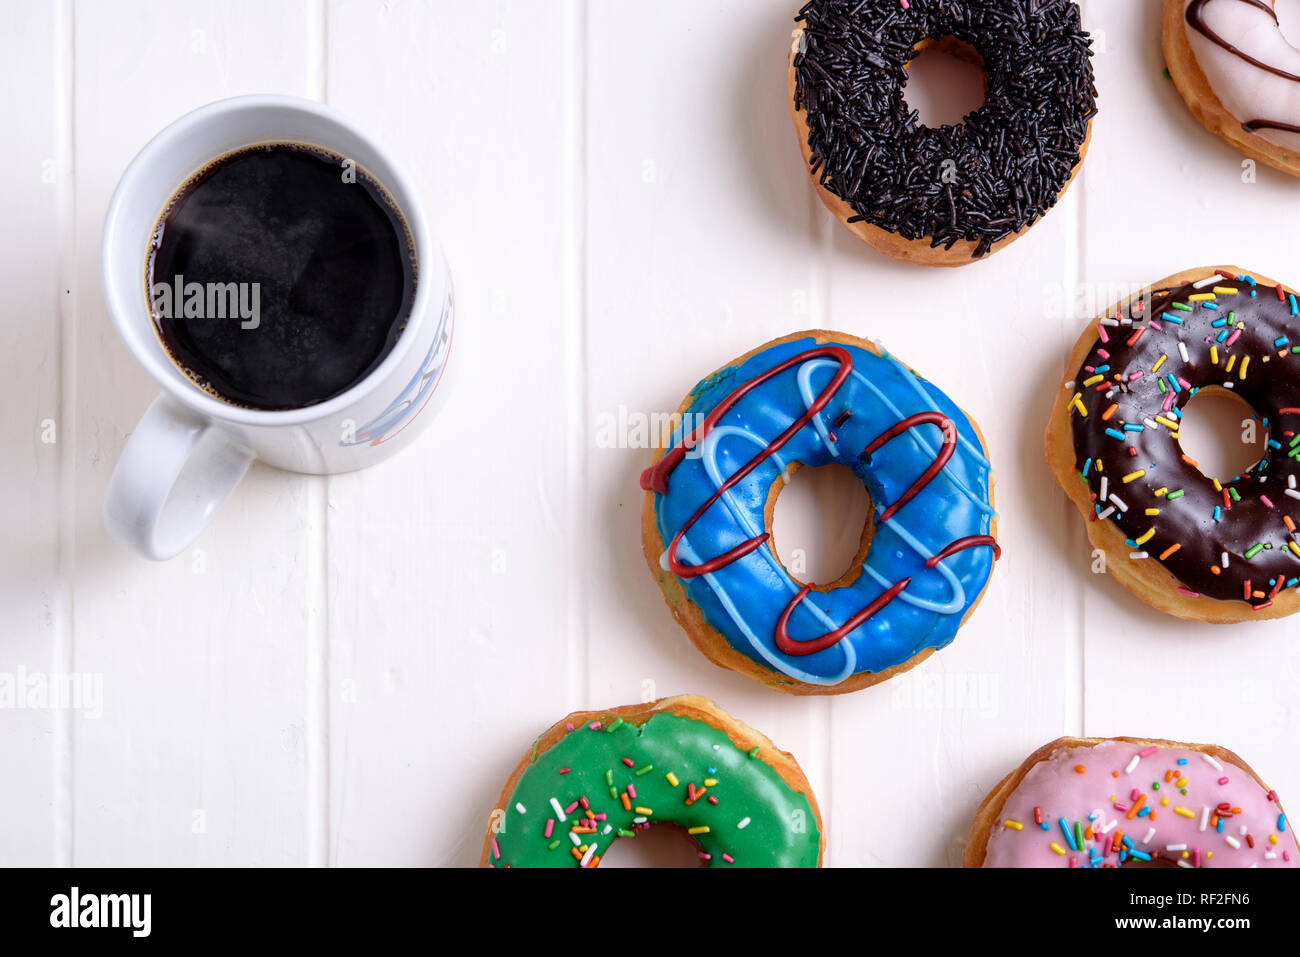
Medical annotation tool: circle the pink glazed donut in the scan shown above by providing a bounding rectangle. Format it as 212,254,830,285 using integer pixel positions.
966,737,1297,868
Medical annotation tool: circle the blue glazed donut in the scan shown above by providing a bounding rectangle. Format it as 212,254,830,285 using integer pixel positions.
640,331,999,694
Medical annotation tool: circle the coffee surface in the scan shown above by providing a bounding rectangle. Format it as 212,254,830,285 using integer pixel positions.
148,143,416,410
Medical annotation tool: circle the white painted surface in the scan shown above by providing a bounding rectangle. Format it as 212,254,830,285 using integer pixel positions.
1,0,1297,867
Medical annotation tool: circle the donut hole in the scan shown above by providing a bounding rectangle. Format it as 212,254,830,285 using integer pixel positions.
1175,388,1266,483
767,462,874,590
903,36,988,129
598,824,703,868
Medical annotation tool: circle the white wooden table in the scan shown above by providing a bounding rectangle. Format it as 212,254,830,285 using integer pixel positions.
4,0,1299,867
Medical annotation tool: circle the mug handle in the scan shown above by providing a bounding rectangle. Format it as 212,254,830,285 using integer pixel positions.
104,394,254,560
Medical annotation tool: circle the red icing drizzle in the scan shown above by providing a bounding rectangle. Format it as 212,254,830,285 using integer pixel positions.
640,346,853,496
861,411,956,522
643,346,854,579
775,578,912,657
643,345,1000,656
924,535,1002,569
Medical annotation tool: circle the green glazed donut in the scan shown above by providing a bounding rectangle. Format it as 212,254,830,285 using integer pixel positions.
480,695,824,867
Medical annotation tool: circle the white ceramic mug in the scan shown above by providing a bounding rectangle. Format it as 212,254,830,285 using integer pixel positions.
102,95,453,560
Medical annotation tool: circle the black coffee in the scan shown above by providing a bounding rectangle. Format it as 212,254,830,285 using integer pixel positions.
147,143,416,410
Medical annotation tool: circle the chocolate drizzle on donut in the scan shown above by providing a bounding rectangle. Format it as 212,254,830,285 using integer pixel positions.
1067,272,1300,610
1244,118,1300,134
791,0,1096,259
1185,0,1300,135
1187,0,1296,80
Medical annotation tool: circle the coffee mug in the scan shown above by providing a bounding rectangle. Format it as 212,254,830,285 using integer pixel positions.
102,95,453,560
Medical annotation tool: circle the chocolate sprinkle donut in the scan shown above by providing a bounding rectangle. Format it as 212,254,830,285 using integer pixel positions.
792,0,1097,259
1068,271,1300,611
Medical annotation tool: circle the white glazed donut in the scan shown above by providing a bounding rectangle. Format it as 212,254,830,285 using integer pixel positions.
1165,0,1300,175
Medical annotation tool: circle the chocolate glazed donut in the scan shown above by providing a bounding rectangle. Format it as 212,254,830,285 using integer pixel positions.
789,0,1097,265
1047,266,1300,623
